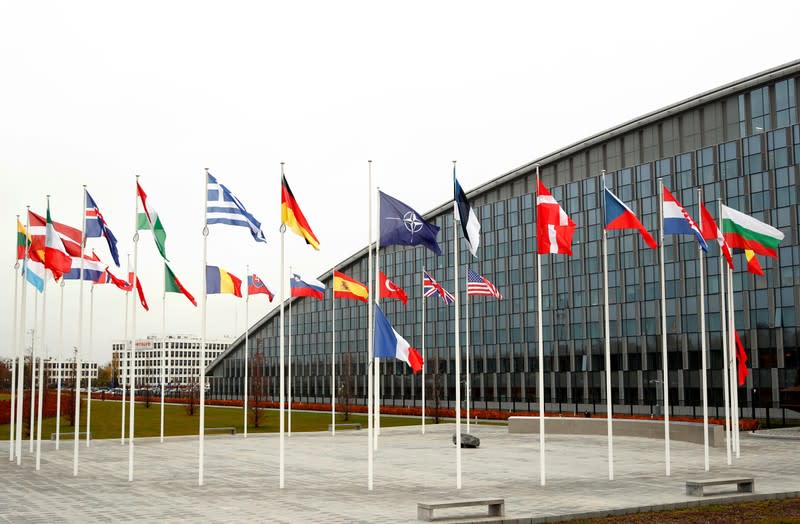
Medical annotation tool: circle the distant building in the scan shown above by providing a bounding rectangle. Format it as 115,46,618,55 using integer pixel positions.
43,358,99,385
112,335,230,388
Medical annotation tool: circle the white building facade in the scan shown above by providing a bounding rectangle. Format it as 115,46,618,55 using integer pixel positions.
43,358,99,385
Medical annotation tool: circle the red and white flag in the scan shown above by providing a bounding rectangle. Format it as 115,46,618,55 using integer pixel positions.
700,202,734,270
43,205,73,279
536,179,576,255
379,271,408,305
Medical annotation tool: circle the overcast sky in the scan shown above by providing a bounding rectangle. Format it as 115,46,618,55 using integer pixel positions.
2,1,798,364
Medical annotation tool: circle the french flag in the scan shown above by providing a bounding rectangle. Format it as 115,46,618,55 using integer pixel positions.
290,273,326,300
662,186,708,251
374,303,423,373
604,187,657,249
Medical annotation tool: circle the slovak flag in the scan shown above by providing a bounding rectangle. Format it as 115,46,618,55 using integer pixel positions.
248,273,274,301
379,271,408,305
374,303,423,373
663,186,708,252
536,180,576,255
604,186,657,249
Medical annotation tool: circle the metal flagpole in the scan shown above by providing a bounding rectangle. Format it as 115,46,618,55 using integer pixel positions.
601,171,614,481
121,253,130,445
719,200,732,465
367,160,374,490
279,162,286,489
535,165,546,486
244,264,249,438
10,219,20,462
128,178,140,482
199,170,209,486
421,267,426,435
15,208,30,464
698,188,709,471
160,263,166,443
658,178,671,476
56,279,64,449
288,271,292,438
453,160,462,490
30,286,38,454
729,265,740,457
74,187,87,476
331,268,336,436
87,278,94,447
35,211,49,471
466,269,470,434
374,187,381,451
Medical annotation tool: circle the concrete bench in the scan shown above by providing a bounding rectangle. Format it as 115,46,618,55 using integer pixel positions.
205,426,237,435
50,432,91,441
417,498,504,521
686,478,754,496
327,423,362,431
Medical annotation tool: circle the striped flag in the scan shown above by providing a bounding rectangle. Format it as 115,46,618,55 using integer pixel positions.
16,219,29,260
248,274,274,301
207,172,266,243
281,174,320,250
699,202,734,270
423,270,454,305
136,182,168,260
454,172,480,257
466,269,503,299
662,186,708,251
721,203,784,258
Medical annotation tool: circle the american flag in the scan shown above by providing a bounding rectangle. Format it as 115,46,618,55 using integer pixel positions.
423,270,455,305
466,269,503,299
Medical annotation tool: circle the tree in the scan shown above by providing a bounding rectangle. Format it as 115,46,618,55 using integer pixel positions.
250,351,268,428
430,349,442,424
95,362,113,388
185,380,198,416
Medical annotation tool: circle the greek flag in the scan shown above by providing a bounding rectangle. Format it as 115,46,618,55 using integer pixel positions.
207,172,266,243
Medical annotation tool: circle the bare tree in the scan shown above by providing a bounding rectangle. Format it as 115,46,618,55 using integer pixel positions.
185,380,197,416
431,349,442,424
341,352,354,421
250,351,268,428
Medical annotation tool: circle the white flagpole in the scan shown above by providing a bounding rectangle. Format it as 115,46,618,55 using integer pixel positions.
199,170,209,486
535,165,546,486
35,203,49,470
128,178,140,482
374,188,381,451
729,265,740,457
160,263,166,444
421,268,426,435
466,269,470,434
56,279,64,449
279,163,286,489
9,219,20,462
30,287,38,454
719,200,732,465
658,178,671,476
288,271,292,438
86,277,94,447
244,264,249,438
453,160,462,490
121,253,130,445
15,209,30,465
367,160,374,490
601,171,614,481
698,188,709,471
331,268,336,436
74,186,87,476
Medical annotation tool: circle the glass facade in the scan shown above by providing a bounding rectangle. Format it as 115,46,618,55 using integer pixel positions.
208,66,800,418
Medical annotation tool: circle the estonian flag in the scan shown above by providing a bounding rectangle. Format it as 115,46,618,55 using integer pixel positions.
454,173,480,257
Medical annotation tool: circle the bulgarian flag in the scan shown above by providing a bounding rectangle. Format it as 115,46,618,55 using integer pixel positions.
136,181,168,260
165,263,197,306
721,204,784,258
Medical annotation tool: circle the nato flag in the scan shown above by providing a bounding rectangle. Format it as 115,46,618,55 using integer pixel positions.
379,191,442,255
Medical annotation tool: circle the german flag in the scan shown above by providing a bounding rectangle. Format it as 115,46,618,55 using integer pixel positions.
281,175,320,250
333,270,368,302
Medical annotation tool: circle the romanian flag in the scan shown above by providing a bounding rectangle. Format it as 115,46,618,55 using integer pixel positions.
206,265,242,297
16,219,29,260
333,270,368,302
281,175,320,250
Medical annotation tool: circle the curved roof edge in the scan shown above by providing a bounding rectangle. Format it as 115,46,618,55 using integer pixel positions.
207,59,800,374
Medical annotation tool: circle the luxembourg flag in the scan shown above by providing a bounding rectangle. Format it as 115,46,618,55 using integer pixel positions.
662,186,708,252
374,303,423,373
604,186,657,249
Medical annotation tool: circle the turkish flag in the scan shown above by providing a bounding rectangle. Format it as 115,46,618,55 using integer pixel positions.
379,271,408,305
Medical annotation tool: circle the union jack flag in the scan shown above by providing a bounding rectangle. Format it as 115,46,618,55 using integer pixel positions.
423,270,455,305
85,190,120,266
466,269,503,299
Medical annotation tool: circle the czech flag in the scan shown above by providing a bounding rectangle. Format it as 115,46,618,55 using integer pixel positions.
604,186,657,249
206,265,243,297
374,303,423,373
290,273,325,300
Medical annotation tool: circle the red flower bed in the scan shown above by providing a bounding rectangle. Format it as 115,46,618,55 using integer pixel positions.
0,392,71,425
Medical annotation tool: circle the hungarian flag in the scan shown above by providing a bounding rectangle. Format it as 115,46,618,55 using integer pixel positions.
734,330,750,387
700,203,734,270
16,219,29,260
165,263,197,306
44,205,73,279
136,181,168,260
745,250,764,276
721,203,784,258
379,271,407,305
536,179,576,255
281,174,320,250
333,270,369,302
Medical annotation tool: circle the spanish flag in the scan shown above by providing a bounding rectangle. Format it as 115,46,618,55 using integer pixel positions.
281,175,320,250
206,265,243,297
333,270,369,302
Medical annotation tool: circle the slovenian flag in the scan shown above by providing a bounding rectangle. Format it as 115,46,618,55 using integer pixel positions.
290,273,325,300
374,303,423,373
662,186,708,252
206,265,243,297
604,186,657,249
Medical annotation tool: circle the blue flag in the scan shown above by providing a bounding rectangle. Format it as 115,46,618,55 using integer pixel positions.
379,191,442,255
207,172,266,243
85,191,121,266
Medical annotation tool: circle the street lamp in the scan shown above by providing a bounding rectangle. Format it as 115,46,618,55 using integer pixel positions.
752,387,757,420
649,379,663,417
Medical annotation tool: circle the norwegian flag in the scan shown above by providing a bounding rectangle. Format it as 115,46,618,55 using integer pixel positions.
536,179,576,255
423,270,454,305
466,269,503,299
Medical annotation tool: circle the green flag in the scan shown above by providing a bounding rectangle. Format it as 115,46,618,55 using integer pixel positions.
164,263,196,306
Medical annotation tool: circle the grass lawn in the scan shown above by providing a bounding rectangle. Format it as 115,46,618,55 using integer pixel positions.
0,398,435,440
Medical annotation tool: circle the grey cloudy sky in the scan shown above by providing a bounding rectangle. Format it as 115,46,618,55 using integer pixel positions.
2,0,798,364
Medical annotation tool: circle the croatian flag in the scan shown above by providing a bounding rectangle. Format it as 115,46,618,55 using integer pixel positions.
604,186,657,249
374,303,424,373
662,186,708,252
290,273,326,300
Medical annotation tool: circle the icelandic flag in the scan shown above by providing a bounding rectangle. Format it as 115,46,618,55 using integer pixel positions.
207,172,266,243
85,191,120,266
662,186,708,251
379,191,442,255
454,172,480,257
604,186,657,249
374,303,424,373
290,273,326,300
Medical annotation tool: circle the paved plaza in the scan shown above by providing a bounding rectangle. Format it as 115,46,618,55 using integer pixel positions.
1,423,799,523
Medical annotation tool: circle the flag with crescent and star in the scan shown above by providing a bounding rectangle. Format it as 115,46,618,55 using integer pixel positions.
379,191,442,255
379,271,408,304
